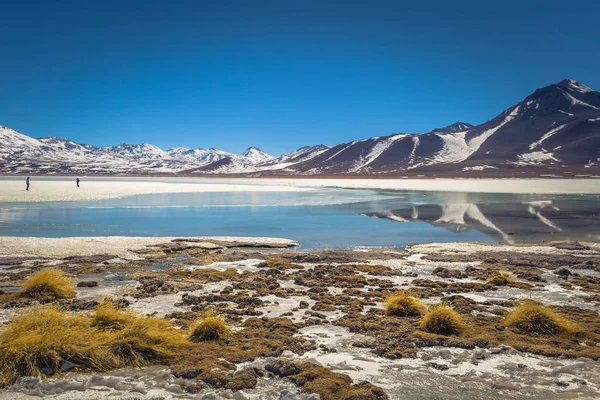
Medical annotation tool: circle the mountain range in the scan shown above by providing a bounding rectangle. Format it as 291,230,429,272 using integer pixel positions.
1,78,598,176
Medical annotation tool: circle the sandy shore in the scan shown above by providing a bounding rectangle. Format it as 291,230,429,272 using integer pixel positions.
0,236,297,258
0,179,313,203
1,177,598,203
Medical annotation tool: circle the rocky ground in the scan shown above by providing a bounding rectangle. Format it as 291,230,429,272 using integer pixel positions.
1,237,600,399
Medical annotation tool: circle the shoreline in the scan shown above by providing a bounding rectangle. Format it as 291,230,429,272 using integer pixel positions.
0,177,599,204
0,236,297,258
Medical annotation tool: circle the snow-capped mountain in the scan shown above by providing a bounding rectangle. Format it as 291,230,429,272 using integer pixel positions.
239,147,273,164
167,147,235,165
1,78,598,176
0,128,271,174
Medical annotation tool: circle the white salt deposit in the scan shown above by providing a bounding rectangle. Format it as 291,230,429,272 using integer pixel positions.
0,179,314,203
187,259,265,273
283,177,600,194
1,178,599,206
410,241,600,256
0,236,296,258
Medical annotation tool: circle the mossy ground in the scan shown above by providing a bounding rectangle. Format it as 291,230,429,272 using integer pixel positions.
1,240,600,396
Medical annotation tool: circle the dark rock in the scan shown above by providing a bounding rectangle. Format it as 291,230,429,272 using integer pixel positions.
265,360,302,377
226,368,259,391
77,281,98,288
553,242,590,251
298,300,309,309
555,268,572,278
427,362,449,371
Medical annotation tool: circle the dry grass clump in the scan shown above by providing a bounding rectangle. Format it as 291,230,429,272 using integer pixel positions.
384,293,424,317
0,303,190,387
189,310,231,342
21,268,76,299
487,270,512,286
419,304,464,336
505,301,580,335
0,306,114,387
93,300,189,366
92,299,136,331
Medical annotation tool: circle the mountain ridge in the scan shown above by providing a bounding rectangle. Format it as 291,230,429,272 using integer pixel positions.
1,78,599,176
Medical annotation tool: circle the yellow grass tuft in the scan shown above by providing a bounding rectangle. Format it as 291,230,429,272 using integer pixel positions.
505,301,580,335
384,293,424,317
487,270,513,286
21,268,76,300
420,304,464,335
189,310,231,342
93,299,189,366
0,306,114,387
92,299,136,331
0,303,190,387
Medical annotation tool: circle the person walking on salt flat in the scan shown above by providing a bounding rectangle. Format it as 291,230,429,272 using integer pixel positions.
76,178,80,187
25,177,30,191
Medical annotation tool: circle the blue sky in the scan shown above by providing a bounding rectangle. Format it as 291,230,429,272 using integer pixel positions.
1,0,598,155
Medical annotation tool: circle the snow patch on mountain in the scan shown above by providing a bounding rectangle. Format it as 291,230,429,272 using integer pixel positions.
269,145,330,164
350,134,407,172
432,122,474,133
462,165,497,171
324,142,356,163
529,124,567,150
516,151,558,165
466,105,521,157
430,132,470,164
559,89,600,110
409,136,419,164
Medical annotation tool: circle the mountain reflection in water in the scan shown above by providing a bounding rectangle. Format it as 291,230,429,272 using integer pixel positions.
364,198,600,244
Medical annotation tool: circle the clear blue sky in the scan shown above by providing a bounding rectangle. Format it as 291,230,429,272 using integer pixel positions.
1,0,598,155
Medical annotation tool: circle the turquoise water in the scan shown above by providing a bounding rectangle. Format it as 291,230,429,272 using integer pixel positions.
1,184,598,250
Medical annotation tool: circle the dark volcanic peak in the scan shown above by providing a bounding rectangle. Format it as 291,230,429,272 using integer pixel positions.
556,78,594,94
521,78,600,117
432,122,474,133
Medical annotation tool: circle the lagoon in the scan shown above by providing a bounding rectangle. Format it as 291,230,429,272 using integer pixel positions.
1,177,598,250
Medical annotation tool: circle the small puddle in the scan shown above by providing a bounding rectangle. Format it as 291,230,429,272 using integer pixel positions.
148,253,191,271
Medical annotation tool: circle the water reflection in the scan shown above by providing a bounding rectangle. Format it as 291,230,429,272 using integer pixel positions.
364,197,600,244
0,189,598,248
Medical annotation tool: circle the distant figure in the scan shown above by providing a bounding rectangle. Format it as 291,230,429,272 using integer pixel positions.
26,177,30,191
76,177,80,187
